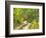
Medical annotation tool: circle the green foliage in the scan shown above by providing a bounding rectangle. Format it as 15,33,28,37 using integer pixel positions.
29,19,39,29
13,8,39,29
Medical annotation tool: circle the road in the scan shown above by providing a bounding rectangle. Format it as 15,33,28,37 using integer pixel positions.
15,21,31,30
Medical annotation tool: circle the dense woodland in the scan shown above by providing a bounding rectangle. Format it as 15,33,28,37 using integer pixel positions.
13,8,39,30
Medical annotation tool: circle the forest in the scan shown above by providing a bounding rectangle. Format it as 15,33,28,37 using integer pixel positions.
13,8,39,30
